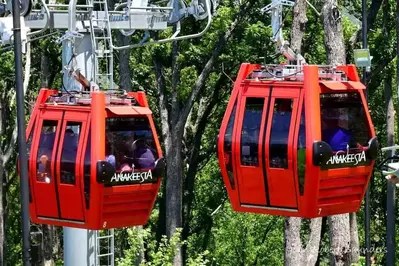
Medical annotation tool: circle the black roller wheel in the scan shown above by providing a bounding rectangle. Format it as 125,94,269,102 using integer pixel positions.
7,0,32,17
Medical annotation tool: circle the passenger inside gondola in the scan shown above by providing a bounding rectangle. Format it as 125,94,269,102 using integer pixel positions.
37,122,57,183
105,117,157,172
320,93,371,152
321,114,359,152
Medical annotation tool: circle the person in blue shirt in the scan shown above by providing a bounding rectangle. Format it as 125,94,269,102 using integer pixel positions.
321,116,360,151
322,126,353,151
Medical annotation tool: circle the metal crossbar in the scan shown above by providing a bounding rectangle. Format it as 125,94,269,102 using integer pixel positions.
88,0,114,91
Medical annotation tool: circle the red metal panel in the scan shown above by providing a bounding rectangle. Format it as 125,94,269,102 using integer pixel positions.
89,92,106,228
106,106,152,115
344,81,366,90
320,81,365,91
302,65,323,216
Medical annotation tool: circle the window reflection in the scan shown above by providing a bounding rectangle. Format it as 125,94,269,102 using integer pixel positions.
297,103,306,195
240,98,264,166
60,122,81,185
224,102,237,188
105,117,158,171
269,98,293,169
320,92,371,152
84,130,91,208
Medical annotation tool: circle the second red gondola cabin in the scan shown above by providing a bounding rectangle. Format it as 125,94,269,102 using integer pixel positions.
217,63,378,218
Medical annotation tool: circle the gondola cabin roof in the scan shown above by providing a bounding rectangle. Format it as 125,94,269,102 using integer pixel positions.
237,63,365,89
34,89,153,116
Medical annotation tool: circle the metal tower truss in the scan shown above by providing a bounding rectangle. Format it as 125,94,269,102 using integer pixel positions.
95,229,115,266
0,0,214,49
260,0,304,64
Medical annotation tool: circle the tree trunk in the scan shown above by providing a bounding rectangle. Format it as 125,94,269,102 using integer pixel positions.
285,2,323,265
165,133,184,265
290,0,307,54
284,217,323,266
42,225,55,266
284,218,302,266
321,1,352,266
349,213,359,262
328,215,351,266
117,33,132,91
384,0,394,149
153,55,184,265
322,0,346,66
0,164,4,266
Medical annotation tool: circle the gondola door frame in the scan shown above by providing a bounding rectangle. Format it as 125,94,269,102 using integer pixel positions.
55,111,89,222
217,63,261,211
31,109,64,219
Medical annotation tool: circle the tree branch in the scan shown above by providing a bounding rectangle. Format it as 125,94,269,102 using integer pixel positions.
302,218,323,265
4,42,31,165
253,217,279,266
177,0,256,132
355,0,383,44
4,173,16,192
182,75,227,248
171,34,181,127
366,55,396,85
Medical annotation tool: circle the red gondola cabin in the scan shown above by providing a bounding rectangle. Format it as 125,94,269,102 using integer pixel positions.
217,63,378,218
21,88,165,229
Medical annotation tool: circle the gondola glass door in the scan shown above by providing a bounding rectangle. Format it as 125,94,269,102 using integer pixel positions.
31,110,63,219
31,110,88,222
233,85,270,206
264,88,300,209
233,85,300,209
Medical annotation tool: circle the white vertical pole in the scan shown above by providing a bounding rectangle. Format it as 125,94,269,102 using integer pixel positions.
62,33,96,266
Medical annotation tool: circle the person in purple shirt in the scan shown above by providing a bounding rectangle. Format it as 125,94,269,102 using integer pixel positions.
132,139,156,169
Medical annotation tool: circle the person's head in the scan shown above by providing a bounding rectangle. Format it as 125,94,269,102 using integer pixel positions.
337,114,349,130
276,99,291,112
39,154,48,165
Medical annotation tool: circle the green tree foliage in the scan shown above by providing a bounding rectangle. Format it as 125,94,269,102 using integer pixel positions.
1,0,399,265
